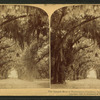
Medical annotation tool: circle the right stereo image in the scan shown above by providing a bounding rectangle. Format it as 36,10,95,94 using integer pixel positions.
51,5,100,89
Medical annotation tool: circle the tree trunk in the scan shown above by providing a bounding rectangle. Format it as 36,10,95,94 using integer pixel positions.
73,69,77,80
58,63,65,84
52,61,58,84
76,70,79,80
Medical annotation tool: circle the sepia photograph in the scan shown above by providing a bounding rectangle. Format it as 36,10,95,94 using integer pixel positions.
1,4,100,96
51,5,100,89
0,5,49,88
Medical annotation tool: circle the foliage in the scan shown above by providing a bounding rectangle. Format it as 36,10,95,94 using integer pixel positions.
0,37,15,79
51,5,100,84
0,5,49,80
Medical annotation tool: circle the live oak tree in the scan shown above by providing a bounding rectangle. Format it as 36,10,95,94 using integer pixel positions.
51,5,100,84
0,5,49,80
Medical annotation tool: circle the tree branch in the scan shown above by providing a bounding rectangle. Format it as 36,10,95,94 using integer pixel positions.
36,52,49,64
0,60,13,67
0,35,4,40
79,60,94,67
0,14,33,27
72,35,83,47
73,43,93,55
58,16,100,49
0,45,12,50
64,16,100,40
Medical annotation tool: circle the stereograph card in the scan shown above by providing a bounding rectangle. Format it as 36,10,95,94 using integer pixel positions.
0,4,100,96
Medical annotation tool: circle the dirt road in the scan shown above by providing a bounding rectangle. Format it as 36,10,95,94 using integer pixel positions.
51,78,100,89
0,78,49,89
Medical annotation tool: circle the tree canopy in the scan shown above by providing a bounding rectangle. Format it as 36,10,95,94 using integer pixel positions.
0,5,49,80
51,5,100,84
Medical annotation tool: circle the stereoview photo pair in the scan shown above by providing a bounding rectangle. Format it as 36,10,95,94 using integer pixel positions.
0,5,100,89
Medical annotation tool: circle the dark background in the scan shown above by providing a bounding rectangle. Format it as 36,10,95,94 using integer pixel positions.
0,96,100,100
0,0,100,4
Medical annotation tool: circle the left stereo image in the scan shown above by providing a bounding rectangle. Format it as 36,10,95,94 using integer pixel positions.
0,5,49,88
